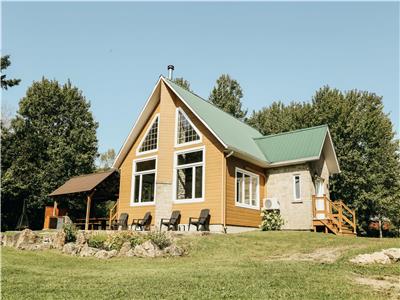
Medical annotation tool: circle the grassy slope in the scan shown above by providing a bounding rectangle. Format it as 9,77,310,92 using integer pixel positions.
1,231,399,299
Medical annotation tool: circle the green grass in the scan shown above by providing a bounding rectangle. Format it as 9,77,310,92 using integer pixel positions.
2,231,399,299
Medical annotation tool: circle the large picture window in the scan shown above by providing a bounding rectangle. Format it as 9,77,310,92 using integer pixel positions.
176,108,201,146
132,158,156,205
174,148,204,202
235,168,259,209
138,115,159,154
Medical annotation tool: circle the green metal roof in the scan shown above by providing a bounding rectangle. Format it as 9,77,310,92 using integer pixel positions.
164,78,266,162
254,125,328,163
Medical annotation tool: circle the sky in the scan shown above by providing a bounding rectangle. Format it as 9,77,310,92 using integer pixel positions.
2,2,399,155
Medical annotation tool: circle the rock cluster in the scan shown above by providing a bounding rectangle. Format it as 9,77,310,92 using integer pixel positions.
350,248,400,264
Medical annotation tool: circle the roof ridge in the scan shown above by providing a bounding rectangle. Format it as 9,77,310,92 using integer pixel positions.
254,124,328,140
70,169,116,179
163,77,262,136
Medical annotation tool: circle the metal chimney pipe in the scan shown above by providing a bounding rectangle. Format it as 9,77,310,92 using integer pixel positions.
167,65,174,80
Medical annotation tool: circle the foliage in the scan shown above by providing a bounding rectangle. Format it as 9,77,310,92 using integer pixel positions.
104,231,143,251
1,78,98,229
87,234,108,249
63,223,78,243
209,74,247,120
260,210,284,231
248,86,400,234
173,77,191,91
145,231,172,249
97,148,115,171
1,55,21,90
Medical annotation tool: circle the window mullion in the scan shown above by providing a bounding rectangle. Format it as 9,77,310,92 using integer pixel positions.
192,166,196,199
249,176,252,204
139,174,143,203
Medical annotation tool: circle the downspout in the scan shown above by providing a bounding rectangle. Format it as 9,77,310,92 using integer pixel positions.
222,151,234,233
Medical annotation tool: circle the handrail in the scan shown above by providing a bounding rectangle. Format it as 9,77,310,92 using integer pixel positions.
109,201,118,229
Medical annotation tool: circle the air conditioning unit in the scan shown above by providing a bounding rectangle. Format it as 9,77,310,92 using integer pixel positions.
263,198,280,210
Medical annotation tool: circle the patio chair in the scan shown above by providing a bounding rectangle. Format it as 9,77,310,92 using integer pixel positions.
188,209,211,231
131,212,152,231
160,210,181,231
111,213,129,230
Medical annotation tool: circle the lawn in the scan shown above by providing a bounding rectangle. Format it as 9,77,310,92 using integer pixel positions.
1,231,399,299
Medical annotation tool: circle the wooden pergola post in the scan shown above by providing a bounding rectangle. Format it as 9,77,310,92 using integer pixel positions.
85,190,95,231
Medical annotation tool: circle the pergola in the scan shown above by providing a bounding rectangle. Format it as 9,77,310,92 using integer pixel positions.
49,170,119,230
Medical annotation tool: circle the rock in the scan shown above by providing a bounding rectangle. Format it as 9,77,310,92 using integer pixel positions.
2,234,19,247
383,248,400,262
94,249,118,259
164,244,184,257
52,231,66,250
350,251,392,265
63,215,73,225
63,242,80,255
133,240,162,258
80,243,100,257
15,229,39,250
125,249,136,257
76,232,87,246
118,242,132,257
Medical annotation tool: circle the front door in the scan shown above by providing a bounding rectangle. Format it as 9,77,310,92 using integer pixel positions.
315,178,325,219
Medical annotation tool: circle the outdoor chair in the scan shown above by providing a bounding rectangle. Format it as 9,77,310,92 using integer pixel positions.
160,210,181,231
189,209,211,231
131,212,152,231
111,213,129,230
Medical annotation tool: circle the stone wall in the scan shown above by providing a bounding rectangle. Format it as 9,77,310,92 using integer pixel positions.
266,164,314,230
155,183,173,227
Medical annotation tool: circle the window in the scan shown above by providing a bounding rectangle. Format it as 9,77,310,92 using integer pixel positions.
131,158,156,205
293,175,301,201
176,108,201,146
174,148,204,202
235,168,259,209
138,115,159,154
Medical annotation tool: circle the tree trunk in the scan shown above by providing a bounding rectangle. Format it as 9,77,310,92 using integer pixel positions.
378,218,383,239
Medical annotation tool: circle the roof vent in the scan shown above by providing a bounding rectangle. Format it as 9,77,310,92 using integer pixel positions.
167,65,174,80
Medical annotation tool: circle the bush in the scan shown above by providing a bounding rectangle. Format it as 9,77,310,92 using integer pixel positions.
260,209,284,231
63,223,77,242
87,234,108,249
146,231,171,249
105,232,143,251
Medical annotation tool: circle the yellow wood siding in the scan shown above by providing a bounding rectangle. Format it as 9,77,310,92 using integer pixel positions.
117,82,225,225
225,156,266,227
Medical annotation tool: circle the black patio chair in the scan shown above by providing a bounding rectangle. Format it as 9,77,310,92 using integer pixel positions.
131,212,152,231
160,210,181,231
111,213,129,230
189,209,211,231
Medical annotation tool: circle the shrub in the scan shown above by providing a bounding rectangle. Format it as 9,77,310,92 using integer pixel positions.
87,234,108,249
63,223,77,242
260,209,284,231
146,231,171,249
105,232,143,251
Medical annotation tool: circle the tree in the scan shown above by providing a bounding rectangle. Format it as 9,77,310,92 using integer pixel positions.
209,74,247,120
247,86,400,236
1,55,21,90
173,77,192,91
1,78,98,230
98,149,116,171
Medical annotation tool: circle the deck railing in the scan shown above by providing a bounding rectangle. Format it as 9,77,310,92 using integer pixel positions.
109,201,118,229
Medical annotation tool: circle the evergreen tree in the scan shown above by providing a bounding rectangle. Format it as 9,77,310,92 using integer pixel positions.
173,77,192,91
1,78,98,229
209,74,247,120
1,55,21,90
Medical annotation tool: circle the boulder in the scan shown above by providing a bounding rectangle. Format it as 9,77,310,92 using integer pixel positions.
52,231,66,250
15,229,39,250
118,242,132,257
94,249,118,259
1,234,19,247
383,248,400,262
350,251,391,265
163,244,184,257
76,232,87,246
80,243,100,257
133,240,162,258
63,242,80,255
125,249,136,257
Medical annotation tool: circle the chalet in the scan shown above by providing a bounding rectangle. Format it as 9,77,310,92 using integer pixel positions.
50,67,356,235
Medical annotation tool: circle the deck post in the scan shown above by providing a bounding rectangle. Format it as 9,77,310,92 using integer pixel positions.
85,191,95,231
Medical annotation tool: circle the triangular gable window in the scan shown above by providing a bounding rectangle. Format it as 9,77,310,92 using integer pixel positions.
176,108,201,145
138,115,159,153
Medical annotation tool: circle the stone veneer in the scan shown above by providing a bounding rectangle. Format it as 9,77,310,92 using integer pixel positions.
155,183,173,227
266,164,314,230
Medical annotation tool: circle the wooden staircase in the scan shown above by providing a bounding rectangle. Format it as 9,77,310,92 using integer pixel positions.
108,201,118,229
312,195,356,236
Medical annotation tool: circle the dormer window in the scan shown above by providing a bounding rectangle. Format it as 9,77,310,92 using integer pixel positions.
138,114,159,154
175,108,201,146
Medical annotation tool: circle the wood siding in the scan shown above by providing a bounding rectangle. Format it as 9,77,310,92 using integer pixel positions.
225,156,266,227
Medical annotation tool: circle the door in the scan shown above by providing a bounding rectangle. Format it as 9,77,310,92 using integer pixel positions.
315,178,325,219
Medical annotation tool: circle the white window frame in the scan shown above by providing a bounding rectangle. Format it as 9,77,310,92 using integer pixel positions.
173,145,205,204
130,155,157,206
174,107,202,148
136,114,160,156
293,174,302,202
235,167,260,210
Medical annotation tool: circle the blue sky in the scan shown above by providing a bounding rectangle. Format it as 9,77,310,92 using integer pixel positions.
2,2,399,155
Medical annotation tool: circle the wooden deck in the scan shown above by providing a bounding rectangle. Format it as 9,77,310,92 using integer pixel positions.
312,195,356,236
